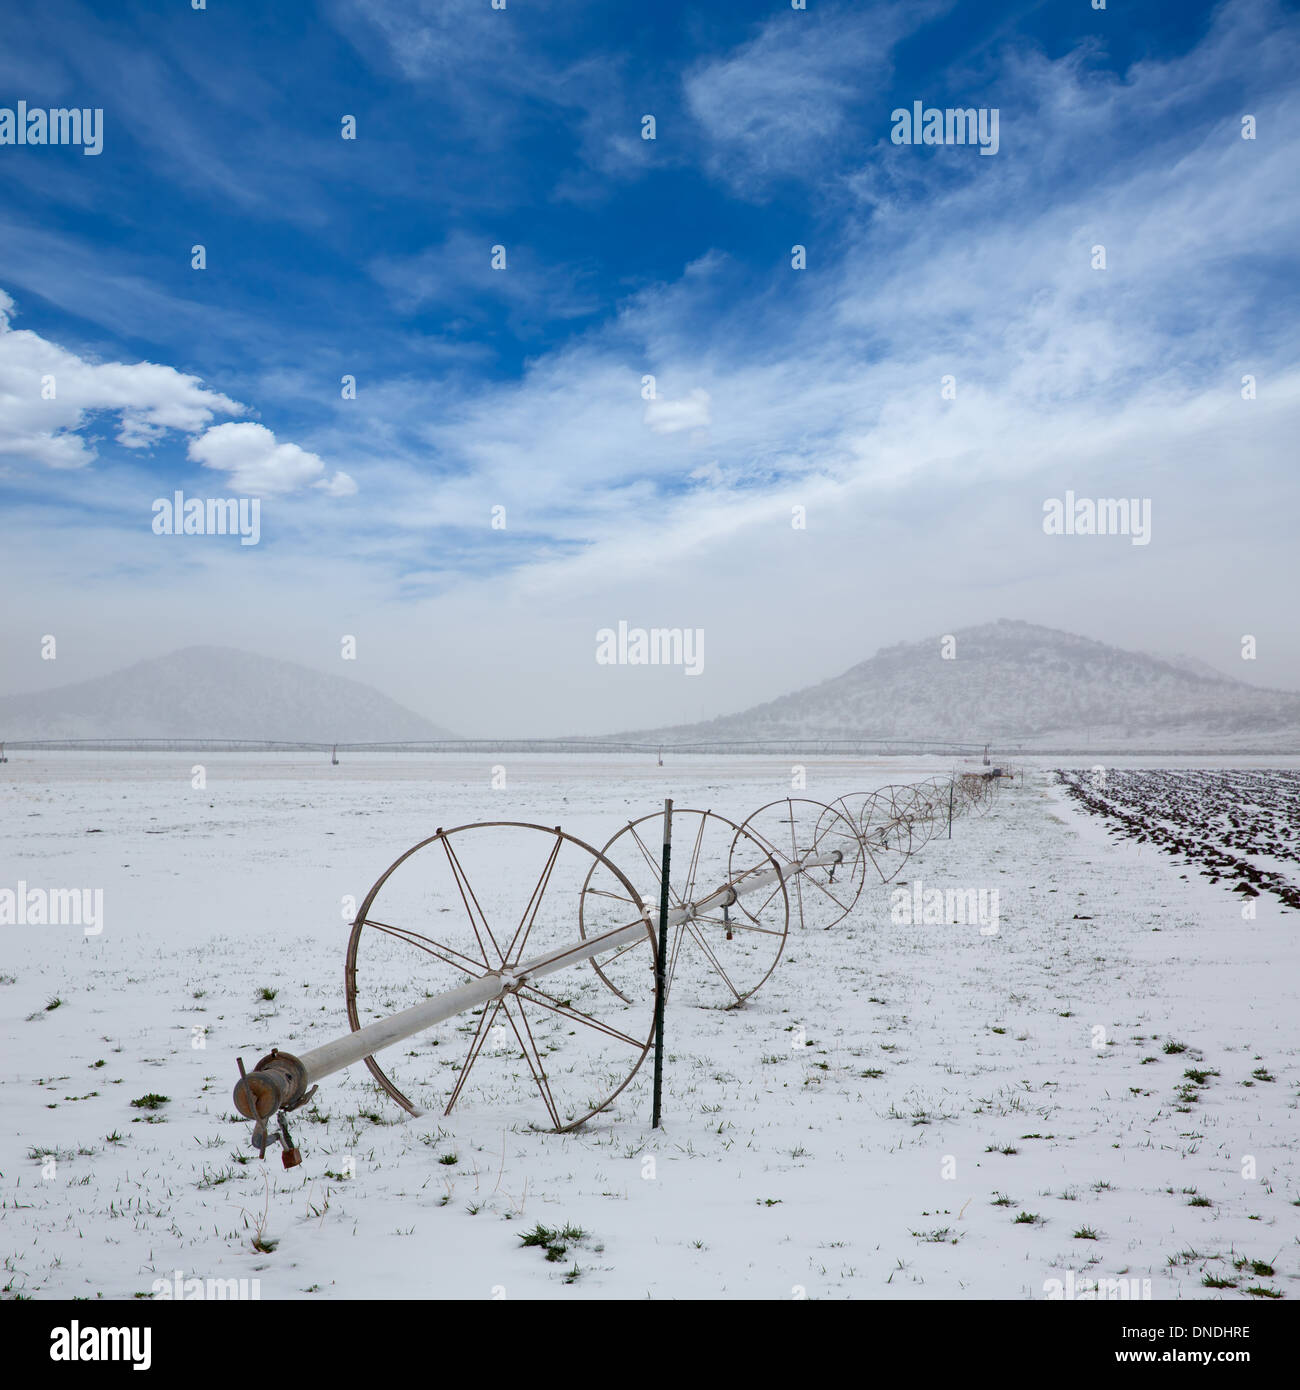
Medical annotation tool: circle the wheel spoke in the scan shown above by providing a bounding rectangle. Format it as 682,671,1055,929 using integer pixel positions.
666,921,688,994
744,823,785,860
583,886,641,905
502,997,560,1129
517,983,645,1049
627,824,666,883
503,833,563,964
444,999,503,1114
731,867,784,921
360,918,488,977
682,922,742,1001
692,913,785,938
440,836,506,965
683,812,708,907
638,822,691,912
800,871,853,914
591,934,652,969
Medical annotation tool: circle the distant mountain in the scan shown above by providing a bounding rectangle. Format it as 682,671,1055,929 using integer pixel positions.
620,620,1300,751
1157,652,1238,683
0,646,456,742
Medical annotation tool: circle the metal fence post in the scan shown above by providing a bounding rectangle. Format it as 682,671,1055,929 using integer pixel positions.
652,798,672,1129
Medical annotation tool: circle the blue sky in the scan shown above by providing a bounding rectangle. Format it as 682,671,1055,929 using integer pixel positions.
1,0,1298,733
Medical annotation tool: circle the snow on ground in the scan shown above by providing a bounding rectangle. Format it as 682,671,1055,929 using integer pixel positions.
1,753,1297,1301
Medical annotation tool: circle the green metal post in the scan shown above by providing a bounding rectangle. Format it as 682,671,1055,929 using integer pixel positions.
652,798,672,1129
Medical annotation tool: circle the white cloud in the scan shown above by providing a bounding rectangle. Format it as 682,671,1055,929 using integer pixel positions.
188,421,357,498
644,388,711,435
684,2,945,197
342,0,494,83
0,288,244,468
0,289,355,500
316,469,359,498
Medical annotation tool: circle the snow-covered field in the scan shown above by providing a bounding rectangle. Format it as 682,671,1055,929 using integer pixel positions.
2,754,1297,1301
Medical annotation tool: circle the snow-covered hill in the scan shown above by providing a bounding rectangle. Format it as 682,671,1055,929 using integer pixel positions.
623,620,1300,750
0,646,456,742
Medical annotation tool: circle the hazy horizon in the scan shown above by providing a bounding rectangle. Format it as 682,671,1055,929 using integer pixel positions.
3,618,1298,742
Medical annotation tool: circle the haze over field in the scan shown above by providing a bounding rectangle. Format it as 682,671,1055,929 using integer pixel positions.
625,621,1300,750
0,646,455,742
3,620,1297,750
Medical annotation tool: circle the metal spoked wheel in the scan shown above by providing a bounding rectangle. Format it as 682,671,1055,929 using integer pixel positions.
917,776,958,841
956,772,996,816
888,781,940,851
581,808,790,1009
855,788,915,883
827,791,876,834
731,797,867,931
345,822,657,1131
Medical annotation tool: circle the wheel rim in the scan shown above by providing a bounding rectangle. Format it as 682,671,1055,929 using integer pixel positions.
732,798,867,931
581,808,790,1009
346,822,656,1131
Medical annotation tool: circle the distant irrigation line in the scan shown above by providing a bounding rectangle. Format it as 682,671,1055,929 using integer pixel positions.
0,736,1001,758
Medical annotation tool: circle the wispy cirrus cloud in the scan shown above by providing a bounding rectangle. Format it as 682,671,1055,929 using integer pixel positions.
370,229,602,327
683,1,949,198
334,0,675,201
311,1,1300,655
